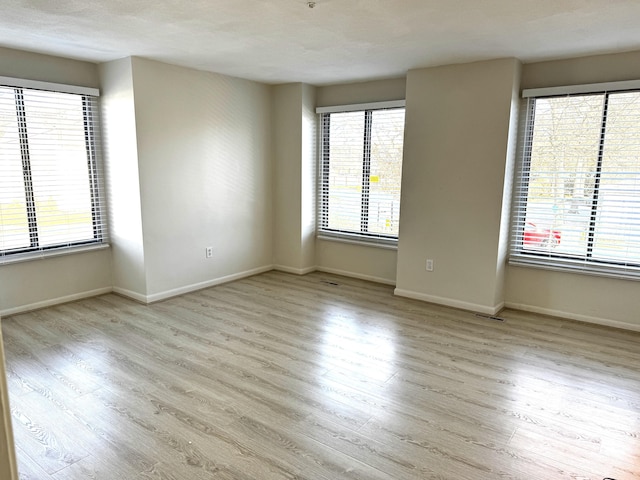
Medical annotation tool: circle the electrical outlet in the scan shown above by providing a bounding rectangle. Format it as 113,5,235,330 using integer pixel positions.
426,259,434,271
205,247,213,258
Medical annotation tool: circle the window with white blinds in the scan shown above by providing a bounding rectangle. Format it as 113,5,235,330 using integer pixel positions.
0,80,106,263
317,102,405,245
510,82,640,278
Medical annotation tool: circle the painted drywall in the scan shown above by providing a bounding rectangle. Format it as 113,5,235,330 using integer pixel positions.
301,84,317,270
0,251,112,316
316,241,397,285
522,50,640,91
506,267,640,331
273,84,305,270
395,58,521,313
99,57,147,300
272,83,317,273
129,57,274,297
0,48,112,316
0,326,18,480
505,50,640,329
0,46,99,88
493,63,522,308
316,77,406,107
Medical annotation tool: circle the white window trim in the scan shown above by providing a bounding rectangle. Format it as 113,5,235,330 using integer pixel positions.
0,243,110,266
0,75,99,96
317,231,398,250
316,100,405,247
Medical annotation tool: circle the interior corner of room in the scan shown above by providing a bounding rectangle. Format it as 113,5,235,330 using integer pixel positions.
2,49,640,332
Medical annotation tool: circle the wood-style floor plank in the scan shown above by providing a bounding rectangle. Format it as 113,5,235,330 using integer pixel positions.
2,271,640,479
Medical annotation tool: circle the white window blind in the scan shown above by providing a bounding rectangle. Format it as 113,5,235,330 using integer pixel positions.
0,83,107,263
510,86,640,278
318,104,405,245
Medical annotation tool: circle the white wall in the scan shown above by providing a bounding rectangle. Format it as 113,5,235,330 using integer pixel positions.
273,83,305,271
0,46,98,88
395,58,521,314
301,84,317,270
505,51,640,330
99,57,147,301
130,58,273,299
272,83,316,274
0,48,112,316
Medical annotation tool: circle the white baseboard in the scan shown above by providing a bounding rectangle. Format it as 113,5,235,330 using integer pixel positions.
505,302,640,333
316,266,396,286
273,265,317,275
394,288,503,316
143,265,275,304
111,286,148,304
0,287,113,318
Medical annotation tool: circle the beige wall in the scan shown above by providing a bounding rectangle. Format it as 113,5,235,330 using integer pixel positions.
316,77,406,107
521,50,640,90
505,50,640,329
0,48,112,316
316,241,398,285
130,58,274,299
395,58,521,314
100,57,275,302
272,83,317,273
99,57,147,301
301,84,317,270
273,83,306,271
0,46,99,88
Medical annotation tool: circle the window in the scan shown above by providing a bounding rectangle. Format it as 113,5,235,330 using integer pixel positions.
511,81,640,278
317,101,405,245
0,78,106,262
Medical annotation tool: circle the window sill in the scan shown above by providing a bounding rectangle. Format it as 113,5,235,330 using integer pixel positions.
0,243,110,266
509,253,640,282
317,232,398,250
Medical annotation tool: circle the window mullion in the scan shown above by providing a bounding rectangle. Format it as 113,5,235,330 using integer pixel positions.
361,110,372,233
586,93,610,257
14,88,38,249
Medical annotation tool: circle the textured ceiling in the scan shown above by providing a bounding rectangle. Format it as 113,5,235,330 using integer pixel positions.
1,0,640,85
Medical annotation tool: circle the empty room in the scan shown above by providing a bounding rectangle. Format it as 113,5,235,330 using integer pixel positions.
1,1,640,479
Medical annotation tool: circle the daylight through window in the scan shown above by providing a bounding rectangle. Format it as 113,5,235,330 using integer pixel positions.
318,103,405,244
511,87,640,277
0,82,106,261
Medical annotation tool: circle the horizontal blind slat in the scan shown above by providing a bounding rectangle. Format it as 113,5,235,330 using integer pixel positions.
318,107,404,243
510,90,640,277
0,86,107,259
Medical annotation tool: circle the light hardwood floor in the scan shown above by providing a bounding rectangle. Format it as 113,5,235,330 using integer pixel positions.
2,271,639,479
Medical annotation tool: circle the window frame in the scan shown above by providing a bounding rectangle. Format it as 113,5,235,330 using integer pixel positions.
316,100,406,247
510,79,640,280
0,76,107,264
